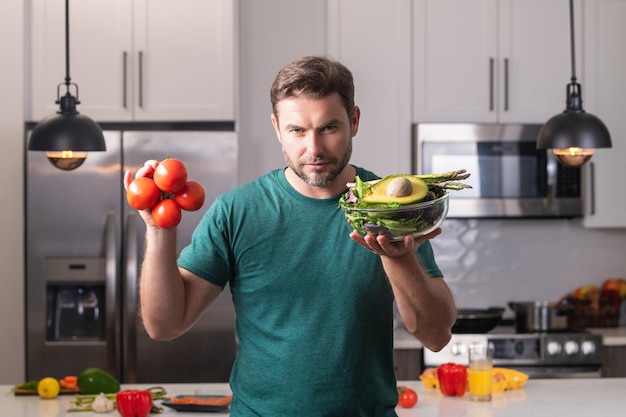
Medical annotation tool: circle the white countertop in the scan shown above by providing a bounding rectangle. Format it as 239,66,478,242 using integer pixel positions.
393,326,424,349
394,326,626,350
2,379,625,416
588,326,626,346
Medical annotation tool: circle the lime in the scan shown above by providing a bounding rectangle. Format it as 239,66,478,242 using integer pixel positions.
37,377,60,399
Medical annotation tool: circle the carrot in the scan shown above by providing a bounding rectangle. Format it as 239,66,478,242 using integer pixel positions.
60,376,78,389
171,395,232,406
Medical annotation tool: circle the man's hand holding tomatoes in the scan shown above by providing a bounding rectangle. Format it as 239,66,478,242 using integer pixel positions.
124,158,205,229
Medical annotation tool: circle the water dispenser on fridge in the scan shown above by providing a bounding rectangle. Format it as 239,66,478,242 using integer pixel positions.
45,257,106,341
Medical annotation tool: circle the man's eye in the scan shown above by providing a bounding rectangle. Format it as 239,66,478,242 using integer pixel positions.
322,125,337,132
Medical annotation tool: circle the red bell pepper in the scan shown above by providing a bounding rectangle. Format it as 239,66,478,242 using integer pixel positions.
436,363,467,396
115,389,152,417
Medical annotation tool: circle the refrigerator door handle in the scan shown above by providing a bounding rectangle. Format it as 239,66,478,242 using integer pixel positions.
105,211,120,378
123,212,139,383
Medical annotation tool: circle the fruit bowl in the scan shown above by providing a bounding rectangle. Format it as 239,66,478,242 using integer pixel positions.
340,192,449,241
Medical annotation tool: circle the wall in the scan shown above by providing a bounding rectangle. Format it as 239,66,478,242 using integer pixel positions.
0,0,25,383
433,218,626,321
237,0,326,184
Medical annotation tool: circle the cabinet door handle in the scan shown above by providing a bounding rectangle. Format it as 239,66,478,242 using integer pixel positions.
123,51,128,108
504,58,509,111
138,51,144,108
489,58,494,111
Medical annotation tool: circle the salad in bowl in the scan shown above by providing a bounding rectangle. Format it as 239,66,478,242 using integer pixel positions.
339,169,472,241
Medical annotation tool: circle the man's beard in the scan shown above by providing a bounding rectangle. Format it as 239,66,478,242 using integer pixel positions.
284,138,353,188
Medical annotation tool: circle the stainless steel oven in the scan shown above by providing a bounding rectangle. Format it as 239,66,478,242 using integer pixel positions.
412,123,584,218
423,329,603,379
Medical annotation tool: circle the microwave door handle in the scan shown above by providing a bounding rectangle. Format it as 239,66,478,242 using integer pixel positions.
489,58,495,111
104,212,120,378
589,162,596,215
123,212,139,383
503,58,509,112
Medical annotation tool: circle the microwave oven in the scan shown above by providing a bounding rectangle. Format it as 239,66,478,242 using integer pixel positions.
412,123,583,218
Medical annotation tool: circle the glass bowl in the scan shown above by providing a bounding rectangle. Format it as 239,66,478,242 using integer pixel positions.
340,193,449,241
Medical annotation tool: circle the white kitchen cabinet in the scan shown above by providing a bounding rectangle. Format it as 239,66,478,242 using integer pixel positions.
326,0,413,176
413,0,581,123
582,0,626,228
30,0,234,122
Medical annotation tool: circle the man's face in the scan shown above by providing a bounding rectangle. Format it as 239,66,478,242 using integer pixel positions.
271,92,359,188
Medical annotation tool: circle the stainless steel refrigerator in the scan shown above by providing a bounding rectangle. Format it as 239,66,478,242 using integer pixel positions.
25,129,238,383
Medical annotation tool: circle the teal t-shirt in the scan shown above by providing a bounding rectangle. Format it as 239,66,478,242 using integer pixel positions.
178,166,442,417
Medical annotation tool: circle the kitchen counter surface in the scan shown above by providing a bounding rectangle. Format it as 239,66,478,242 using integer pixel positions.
2,379,625,416
588,326,626,346
393,326,424,349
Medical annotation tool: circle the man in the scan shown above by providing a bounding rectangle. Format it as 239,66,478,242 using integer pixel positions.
125,55,456,416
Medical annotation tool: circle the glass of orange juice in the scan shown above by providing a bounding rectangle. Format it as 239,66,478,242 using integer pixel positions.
468,343,494,402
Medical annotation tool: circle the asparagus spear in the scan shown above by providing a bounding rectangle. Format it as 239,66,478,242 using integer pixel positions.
346,169,472,191
415,168,470,183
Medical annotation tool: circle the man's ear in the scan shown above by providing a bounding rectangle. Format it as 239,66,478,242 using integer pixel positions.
351,106,361,137
271,113,281,142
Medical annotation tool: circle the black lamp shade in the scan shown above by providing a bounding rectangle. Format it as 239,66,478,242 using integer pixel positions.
28,112,106,152
537,110,612,150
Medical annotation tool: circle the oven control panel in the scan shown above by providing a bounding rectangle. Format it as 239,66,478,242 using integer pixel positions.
490,337,540,363
423,332,603,368
541,334,603,365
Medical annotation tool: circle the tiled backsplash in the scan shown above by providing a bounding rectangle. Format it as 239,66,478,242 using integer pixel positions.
431,218,626,320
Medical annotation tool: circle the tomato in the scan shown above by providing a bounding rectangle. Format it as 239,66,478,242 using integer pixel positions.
174,180,206,211
127,177,161,210
153,158,188,193
151,199,182,229
397,386,418,408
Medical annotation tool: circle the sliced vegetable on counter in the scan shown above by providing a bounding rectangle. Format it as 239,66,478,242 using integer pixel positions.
116,389,153,417
436,363,468,396
60,375,78,390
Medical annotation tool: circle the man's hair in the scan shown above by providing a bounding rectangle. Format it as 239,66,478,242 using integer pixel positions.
270,55,355,121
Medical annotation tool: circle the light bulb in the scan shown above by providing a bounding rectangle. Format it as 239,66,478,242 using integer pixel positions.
45,150,88,171
552,147,594,167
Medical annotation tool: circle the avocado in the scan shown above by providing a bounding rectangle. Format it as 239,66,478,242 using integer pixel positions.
77,368,120,394
361,174,428,205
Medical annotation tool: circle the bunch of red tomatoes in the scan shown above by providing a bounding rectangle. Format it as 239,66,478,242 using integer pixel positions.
126,158,205,229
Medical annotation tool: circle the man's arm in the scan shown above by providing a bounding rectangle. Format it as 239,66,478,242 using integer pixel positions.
124,162,222,341
350,229,457,352
138,227,223,341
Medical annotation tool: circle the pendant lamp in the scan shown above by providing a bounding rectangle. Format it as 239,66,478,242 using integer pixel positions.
537,0,611,167
28,0,106,171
